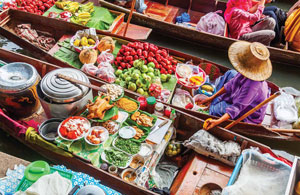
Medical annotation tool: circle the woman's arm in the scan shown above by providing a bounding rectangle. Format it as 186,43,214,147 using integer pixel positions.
204,113,231,130
197,87,226,105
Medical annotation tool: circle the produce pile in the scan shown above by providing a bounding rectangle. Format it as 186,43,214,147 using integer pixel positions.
104,149,130,167
114,42,178,74
114,59,172,96
54,1,95,25
3,0,56,15
114,137,141,155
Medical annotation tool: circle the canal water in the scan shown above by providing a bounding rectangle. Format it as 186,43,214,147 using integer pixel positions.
0,28,300,162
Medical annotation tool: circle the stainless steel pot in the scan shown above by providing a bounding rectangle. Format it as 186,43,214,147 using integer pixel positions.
37,68,93,119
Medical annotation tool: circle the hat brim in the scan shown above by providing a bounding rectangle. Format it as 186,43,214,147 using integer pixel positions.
228,41,272,81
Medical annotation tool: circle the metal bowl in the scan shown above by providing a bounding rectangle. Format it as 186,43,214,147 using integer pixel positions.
39,118,63,141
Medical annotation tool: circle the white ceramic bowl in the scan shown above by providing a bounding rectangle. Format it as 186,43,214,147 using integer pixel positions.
85,126,109,146
57,116,90,141
119,126,136,139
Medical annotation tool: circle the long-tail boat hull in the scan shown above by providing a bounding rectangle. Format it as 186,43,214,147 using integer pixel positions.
0,48,291,194
0,9,298,142
98,0,300,67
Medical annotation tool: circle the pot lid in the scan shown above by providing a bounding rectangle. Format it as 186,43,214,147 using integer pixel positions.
77,185,106,195
0,62,38,93
41,68,90,103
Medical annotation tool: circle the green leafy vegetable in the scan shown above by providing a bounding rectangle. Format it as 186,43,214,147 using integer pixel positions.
115,137,141,154
104,149,129,167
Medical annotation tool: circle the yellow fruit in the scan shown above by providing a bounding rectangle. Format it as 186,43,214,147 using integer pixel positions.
88,38,95,45
201,84,214,92
172,151,177,156
74,39,81,47
203,118,212,129
81,37,88,46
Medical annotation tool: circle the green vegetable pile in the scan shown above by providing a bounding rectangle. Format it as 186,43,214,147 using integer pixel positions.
115,137,141,154
104,149,130,167
114,59,171,96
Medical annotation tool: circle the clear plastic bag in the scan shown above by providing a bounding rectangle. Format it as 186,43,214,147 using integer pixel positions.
222,149,291,195
81,63,98,76
273,91,298,123
183,130,241,160
171,88,194,108
98,61,115,73
96,67,116,83
97,50,114,64
196,11,225,36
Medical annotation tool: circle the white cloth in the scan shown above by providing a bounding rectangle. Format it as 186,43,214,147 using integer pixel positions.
15,172,72,195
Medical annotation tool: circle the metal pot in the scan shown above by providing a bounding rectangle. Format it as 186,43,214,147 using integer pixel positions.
0,62,41,119
37,68,93,119
38,118,63,141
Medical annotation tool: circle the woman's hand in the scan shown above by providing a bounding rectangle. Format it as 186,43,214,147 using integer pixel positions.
258,0,266,6
196,97,213,106
203,119,221,130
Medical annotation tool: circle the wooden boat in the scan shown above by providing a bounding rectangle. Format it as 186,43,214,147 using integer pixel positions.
0,49,292,194
0,9,298,142
98,0,300,67
0,152,30,178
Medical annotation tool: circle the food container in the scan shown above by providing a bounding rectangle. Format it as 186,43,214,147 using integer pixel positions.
121,168,137,183
108,165,118,176
38,118,63,142
119,126,136,139
58,116,90,141
37,68,93,118
138,143,153,158
85,126,109,146
0,62,41,119
193,94,209,111
130,154,145,169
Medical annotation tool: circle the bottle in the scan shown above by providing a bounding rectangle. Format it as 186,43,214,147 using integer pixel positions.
146,96,156,114
137,96,147,111
154,102,164,116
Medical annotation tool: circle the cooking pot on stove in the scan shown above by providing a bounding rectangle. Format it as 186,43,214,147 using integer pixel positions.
37,68,93,119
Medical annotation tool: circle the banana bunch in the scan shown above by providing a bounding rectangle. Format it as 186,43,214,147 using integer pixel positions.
78,2,94,14
71,12,91,25
55,1,71,9
63,2,80,14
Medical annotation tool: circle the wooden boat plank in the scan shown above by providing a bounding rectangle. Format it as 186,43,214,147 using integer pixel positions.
0,152,30,178
99,0,300,67
116,22,152,40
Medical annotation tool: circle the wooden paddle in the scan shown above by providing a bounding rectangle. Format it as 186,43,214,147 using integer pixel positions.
270,128,300,133
123,0,136,37
225,92,281,129
55,73,107,93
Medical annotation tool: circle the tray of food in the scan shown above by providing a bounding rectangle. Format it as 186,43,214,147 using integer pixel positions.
101,148,132,169
58,116,90,141
112,137,141,156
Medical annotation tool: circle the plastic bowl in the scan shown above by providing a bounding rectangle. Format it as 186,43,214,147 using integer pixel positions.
119,126,136,139
39,118,63,141
193,94,209,111
85,126,109,146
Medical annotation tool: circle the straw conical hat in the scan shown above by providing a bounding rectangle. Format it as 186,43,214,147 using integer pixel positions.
228,41,272,81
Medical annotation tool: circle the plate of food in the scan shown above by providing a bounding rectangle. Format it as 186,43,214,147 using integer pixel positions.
112,137,141,156
116,96,140,114
175,64,206,89
85,126,109,146
130,111,157,128
101,149,132,169
99,120,120,135
99,84,124,102
58,116,90,141
82,96,118,122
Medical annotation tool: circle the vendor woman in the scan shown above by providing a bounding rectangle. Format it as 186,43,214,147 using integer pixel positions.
199,41,272,130
115,0,147,14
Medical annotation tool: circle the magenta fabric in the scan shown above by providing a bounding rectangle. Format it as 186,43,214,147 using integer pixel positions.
224,0,264,39
0,108,39,136
220,73,269,124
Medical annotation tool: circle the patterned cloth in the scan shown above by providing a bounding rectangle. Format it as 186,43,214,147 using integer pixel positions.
0,164,26,194
52,165,121,195
0,164,121,195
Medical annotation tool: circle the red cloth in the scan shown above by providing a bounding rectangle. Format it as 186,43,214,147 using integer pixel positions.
0,108,39,136
224,0,264,39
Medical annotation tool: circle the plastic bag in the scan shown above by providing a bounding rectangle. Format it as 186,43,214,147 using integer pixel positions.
222,149,291,195
296,96,300,116
273,91,298,123
98,61,115,73
81,63,98,76
70,28,99,52
96,67,116,83
97,50,114,64
171,88,194,108
183,130,241,160
196,10,225,36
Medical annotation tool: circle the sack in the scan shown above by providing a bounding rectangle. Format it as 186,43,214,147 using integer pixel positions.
273,91,298,123
196,11,225,36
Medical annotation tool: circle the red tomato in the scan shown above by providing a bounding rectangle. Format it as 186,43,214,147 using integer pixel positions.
67,131,77,139
60,127,67,137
